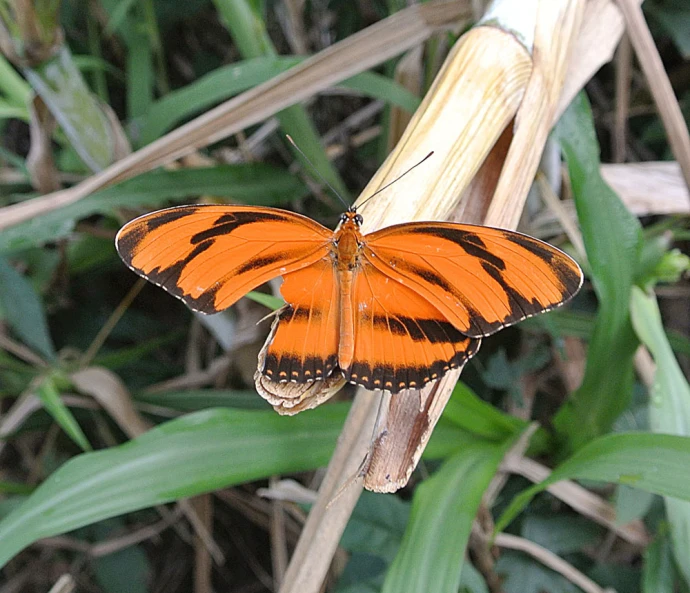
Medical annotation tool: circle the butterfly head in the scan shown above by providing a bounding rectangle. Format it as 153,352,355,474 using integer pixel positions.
338,210,364,231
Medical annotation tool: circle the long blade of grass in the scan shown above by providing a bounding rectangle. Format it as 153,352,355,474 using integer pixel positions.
35,376,91,452
496,432,690,533
631,286,690,586
552,92,642,452
139,57,419,145
0,404,349,568
214,0,348,197
382,435,513,593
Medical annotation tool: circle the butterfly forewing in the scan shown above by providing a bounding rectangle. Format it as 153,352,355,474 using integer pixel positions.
364,222,582,338
261,259,340,384
116,205,332,314
343,262,481,393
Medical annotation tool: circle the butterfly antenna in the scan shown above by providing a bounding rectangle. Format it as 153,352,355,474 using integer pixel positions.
286,135,350,210
357,151,434,210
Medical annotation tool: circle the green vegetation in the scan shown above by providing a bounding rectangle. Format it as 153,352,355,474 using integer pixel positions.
1,1,690,592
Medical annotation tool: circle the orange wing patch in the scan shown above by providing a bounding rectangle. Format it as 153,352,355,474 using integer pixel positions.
261,259,339,383
344,263,481,393
364,222,582,338
116,205,332,314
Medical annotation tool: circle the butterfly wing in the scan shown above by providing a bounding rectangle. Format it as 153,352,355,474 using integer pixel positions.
116,205,332,314
344,263,481,393
260,258,339,383
364,222,583,338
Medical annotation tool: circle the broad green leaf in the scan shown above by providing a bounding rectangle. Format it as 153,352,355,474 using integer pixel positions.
643,533,675,593
496,432,690,533
0,256,56,360
0,404,348,567
382,434,511,593
521,514,601,555
496,550,579,593
138,56,300,143
552,92,642,452
23,46,116,171
0,164,308,253
36,376,92,451
340,491,410,563
631,286,690,585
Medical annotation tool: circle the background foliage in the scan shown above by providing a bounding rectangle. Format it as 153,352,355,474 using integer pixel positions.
1,1,690,592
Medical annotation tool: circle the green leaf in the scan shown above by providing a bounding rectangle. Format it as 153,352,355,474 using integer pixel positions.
552,92,642,452
631,287,690,435
36,376,92,451
213,0,348,198
496,551,578,593
23,46,116,171
382,435,511,593
442,382,525,441
0,164,308,253
630,286,690,585
0,54,31,106
245,290,285,311
138,56,299,143
0,256,56,360
496,432,690,533
135,389,267,412
138,55,419,144
0,404,347,568
643,533,675,593
340,491,410,563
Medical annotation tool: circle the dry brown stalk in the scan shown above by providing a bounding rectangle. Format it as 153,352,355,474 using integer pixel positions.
279,1,599,591
616,0,690,195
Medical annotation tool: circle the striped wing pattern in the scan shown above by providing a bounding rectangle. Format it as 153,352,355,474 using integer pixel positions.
261,259,339,384
364,222,583,338
344,263,480,392
116,205,331,314
117,206,583,395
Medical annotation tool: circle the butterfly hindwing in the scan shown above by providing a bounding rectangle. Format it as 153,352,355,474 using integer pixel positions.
364,222,582,338
261,259,340,383
116,205,332,314
343,263,481,393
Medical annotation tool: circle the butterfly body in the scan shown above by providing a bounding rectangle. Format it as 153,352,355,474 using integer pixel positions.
116,205,583,394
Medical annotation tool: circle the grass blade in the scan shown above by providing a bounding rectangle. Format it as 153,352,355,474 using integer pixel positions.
496,432,690,533
0,404,348,568
631,286,690,586
552,92,643,452
36,376,91,451
383,435,512,593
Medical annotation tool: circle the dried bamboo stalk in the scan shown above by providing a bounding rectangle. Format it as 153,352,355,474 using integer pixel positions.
280,1,590,591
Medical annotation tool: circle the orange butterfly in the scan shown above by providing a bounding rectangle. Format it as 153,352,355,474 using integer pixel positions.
116,204,582,393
